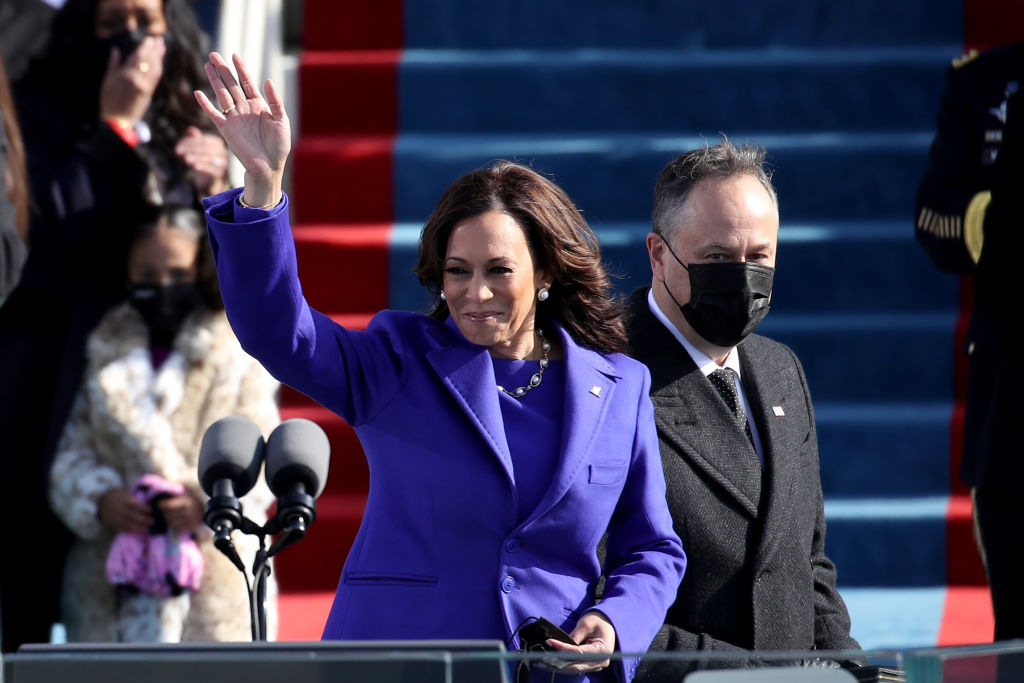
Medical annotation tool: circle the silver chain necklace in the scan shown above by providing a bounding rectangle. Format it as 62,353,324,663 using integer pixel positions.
497,329,551,398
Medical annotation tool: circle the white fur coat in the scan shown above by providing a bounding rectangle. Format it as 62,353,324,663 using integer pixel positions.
49,302,281,642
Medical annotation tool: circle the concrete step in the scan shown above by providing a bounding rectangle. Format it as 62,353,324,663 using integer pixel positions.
395,131,936,223
840,586,993,650
294,226,392,314
298,48,952,136
401,0,961,50
758,311,957,402
400,49,950,135
824,494,982,589
292,131,935,224
816,402,952,499
303,0,961,51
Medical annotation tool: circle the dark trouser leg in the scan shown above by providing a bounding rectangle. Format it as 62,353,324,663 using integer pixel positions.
972,486,1024,641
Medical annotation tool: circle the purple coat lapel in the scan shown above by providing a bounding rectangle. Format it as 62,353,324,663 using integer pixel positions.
530,323,621,523
427,319,514,483
426,318,623,519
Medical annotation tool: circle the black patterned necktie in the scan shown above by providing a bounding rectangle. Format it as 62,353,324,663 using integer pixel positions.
708,367,754,446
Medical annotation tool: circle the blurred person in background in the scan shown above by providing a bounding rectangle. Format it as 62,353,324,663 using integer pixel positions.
0,0,228,651
915,38,1024,641
0,0,59,84
48,204,279,642
0,48,29,304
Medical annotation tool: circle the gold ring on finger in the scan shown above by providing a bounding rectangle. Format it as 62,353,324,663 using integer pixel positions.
222,105,236,115
138,62,150,73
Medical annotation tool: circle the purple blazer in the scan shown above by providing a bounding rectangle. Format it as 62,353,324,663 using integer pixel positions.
204,189,686,681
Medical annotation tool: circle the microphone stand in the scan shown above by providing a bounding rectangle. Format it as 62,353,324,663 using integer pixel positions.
251,542,272,641
205,487,317,642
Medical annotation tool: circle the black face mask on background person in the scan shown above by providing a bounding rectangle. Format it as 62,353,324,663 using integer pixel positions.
94,29,147,72
92,29,171,85
659,234,775,348
128,283,203,346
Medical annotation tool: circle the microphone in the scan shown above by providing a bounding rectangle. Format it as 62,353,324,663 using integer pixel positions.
198,415,267,570
263,418,330,556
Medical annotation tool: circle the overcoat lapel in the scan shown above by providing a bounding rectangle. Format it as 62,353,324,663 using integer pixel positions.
739,341,799,570
659,372,762,517
527,324,619,523
427,321,514,484
626,289,761,516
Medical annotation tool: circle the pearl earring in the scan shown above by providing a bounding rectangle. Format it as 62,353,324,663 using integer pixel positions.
537,287,549,302
440,291,446,301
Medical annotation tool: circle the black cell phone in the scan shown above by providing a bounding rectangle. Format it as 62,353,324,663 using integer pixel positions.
518,617,576,651
848,664,905,683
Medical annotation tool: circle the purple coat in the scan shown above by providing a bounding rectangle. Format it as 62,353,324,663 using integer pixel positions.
204,189,686,681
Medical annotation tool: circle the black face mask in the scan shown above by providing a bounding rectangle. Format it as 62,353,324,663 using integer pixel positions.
93,29,170,85
128,283,203,346
100,28,147,59
92,29,144,87
659,235,775,348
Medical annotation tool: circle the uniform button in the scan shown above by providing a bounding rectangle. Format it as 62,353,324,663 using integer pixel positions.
501,576,516,593
505,538,519,552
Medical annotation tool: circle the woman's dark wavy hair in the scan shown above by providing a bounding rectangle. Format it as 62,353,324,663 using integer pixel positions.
129,203,223,311
0,52,28,240
414,161,626,354
23,0,213,150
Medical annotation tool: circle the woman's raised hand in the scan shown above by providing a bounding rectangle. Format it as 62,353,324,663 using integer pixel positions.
194,52,291,207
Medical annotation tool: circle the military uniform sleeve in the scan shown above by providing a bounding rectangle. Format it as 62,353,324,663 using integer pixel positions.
915,55,990,272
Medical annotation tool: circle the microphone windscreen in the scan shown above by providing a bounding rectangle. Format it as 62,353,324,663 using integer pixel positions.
264,418,331,499
198,416,266,497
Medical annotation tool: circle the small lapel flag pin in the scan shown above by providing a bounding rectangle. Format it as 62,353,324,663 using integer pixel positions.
590,386,602,397
773,406,785,417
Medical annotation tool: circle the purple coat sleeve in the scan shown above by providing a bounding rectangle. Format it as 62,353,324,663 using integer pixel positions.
202,188,404,425
597,366,687,681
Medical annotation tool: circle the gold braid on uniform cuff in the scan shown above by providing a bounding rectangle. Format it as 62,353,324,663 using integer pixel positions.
964,190,991,264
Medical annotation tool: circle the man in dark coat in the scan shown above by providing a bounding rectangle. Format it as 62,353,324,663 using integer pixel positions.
915,38,1024,641
624,141,861,680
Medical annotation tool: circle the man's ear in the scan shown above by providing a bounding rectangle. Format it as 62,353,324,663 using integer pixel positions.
646,232,666,280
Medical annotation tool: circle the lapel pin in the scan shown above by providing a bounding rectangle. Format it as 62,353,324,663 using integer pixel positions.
773,406,785,417
590,386,602,397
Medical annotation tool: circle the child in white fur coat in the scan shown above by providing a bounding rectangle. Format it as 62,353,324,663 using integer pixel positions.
49,204,280,642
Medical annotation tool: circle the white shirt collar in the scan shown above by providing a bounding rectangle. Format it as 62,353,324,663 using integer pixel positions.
647,288,742,379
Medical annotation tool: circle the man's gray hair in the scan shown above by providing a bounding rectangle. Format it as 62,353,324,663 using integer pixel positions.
652,138,778,240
